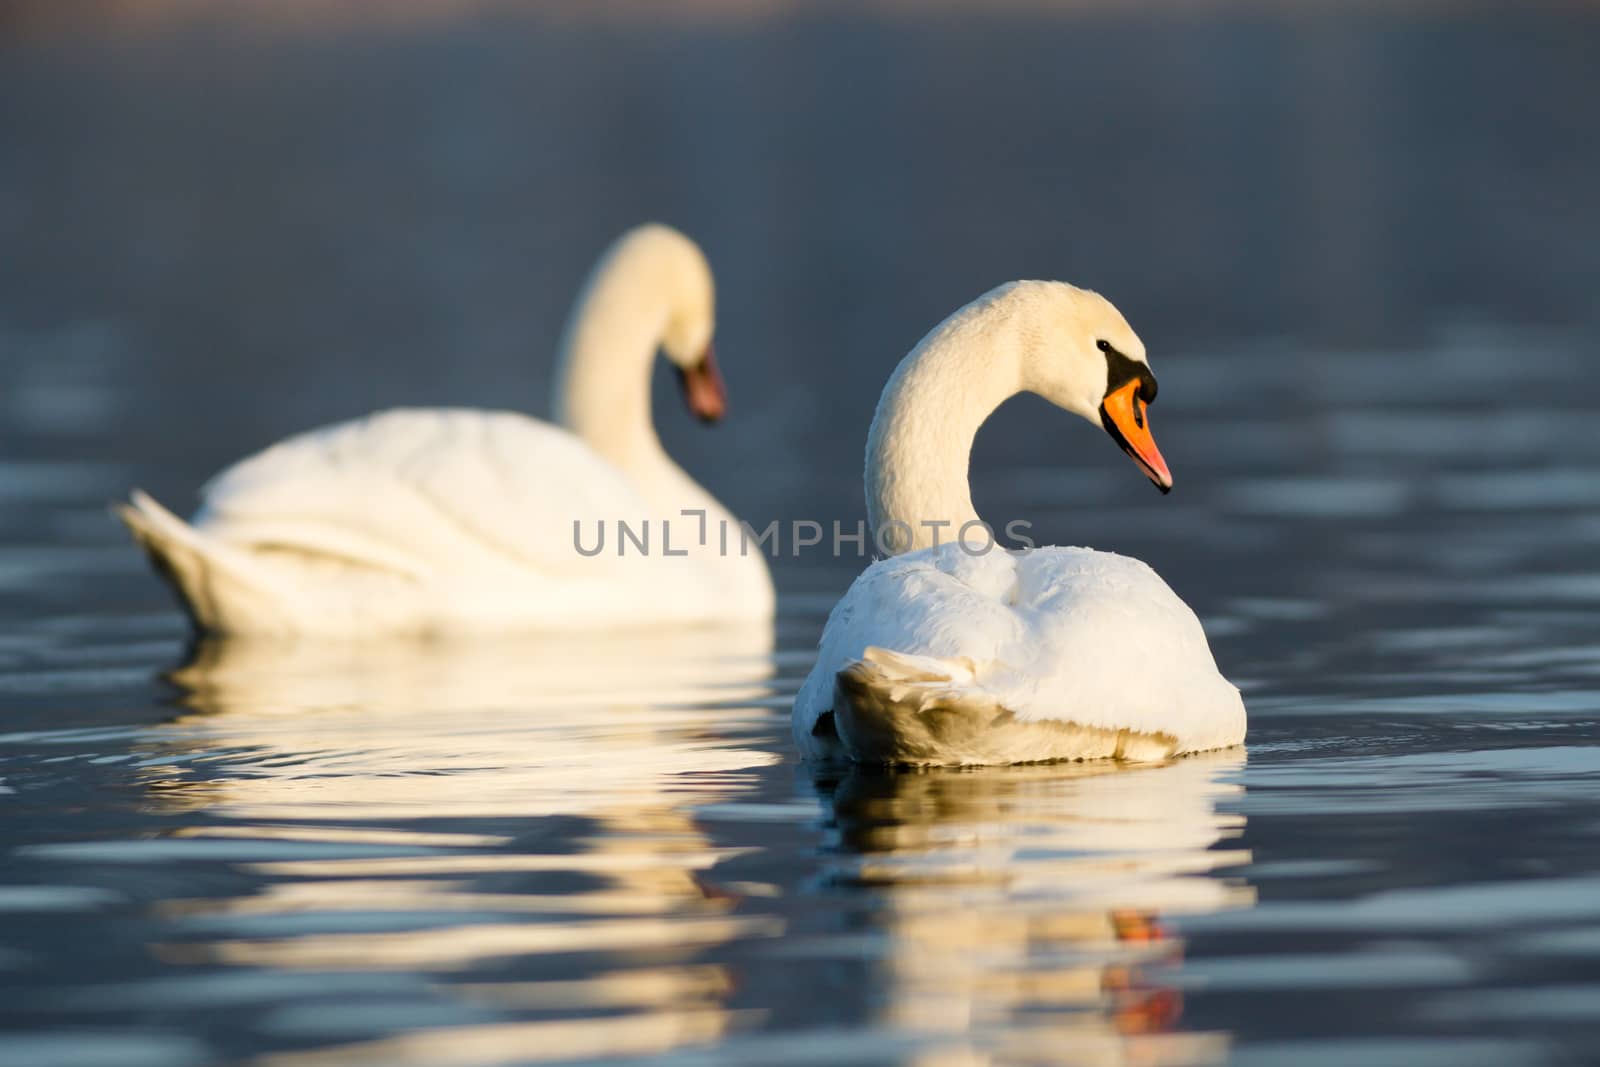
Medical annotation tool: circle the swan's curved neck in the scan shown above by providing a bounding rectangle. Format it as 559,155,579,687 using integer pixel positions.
865,302,1026,553
551,258,671,471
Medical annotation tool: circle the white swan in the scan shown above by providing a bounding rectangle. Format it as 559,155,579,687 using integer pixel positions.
794,281,1246,766
119,224,774,636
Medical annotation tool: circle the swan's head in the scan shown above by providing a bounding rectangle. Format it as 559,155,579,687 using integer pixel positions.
1015,281,1172,492
637,225,724,424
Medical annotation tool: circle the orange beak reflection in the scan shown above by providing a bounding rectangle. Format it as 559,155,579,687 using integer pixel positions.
676,343,727,424
1099,380,1173,493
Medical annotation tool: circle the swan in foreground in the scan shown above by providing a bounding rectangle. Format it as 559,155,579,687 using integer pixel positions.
120,224,774,636
794,281,1246,765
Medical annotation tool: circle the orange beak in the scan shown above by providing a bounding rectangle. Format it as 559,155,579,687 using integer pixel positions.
676,343,726,424
1099,380,1173,493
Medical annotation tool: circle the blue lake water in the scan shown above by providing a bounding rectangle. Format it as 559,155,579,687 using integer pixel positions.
3,5,1600,1066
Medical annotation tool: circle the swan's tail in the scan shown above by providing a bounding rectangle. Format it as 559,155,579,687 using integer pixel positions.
833,646,1177,766
116,490,287,635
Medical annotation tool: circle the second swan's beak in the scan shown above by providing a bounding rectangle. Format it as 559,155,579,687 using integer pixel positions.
1099,380,1173,493
676,343,727,424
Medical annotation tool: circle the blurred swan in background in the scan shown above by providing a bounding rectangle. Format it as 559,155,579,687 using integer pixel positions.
795,281,1246,766
119,223,774,637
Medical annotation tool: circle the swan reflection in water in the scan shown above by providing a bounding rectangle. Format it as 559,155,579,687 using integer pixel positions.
153,625,778,820
816,753,1253,1066
134,632,1251,1066
141,627,783,1065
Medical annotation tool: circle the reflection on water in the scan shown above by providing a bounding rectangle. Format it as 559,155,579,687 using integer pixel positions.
152,629,778,821
146,633,778,1065
818,757,1251,1066
0,632,1256,1067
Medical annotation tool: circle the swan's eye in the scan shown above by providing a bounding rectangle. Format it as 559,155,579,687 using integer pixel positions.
1102,342,1159,405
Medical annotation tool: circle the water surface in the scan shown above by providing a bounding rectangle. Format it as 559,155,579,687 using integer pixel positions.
4,5,1600,1066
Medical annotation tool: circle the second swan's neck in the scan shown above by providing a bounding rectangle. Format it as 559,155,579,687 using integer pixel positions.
551,239,676,472
865,291,1027,554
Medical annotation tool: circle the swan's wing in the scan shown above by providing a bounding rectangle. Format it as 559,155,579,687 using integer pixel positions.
793,546,1025,752
998,548,1244,746
794,544,1245,756
194,408,648,580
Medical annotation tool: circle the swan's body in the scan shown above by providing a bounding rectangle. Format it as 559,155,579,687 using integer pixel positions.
795,543,1244,764
120,225,773,636
794,281,1245,766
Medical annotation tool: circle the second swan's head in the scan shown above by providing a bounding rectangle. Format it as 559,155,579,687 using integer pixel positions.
646,226,725,424
1007,281,1172,492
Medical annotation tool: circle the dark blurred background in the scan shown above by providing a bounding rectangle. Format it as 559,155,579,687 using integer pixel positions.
2,0,1598,604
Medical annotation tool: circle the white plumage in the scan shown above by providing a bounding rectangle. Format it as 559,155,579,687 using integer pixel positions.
794,544,1245,764
794,281,1246,765
120,225,773,636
